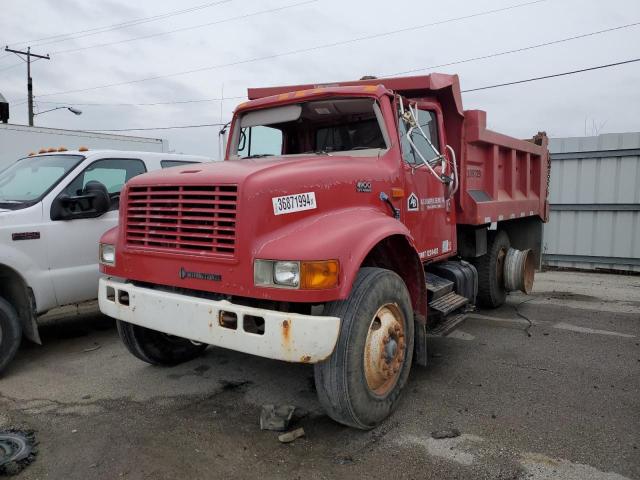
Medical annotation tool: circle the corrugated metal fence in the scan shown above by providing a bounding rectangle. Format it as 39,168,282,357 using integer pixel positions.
543,132,640,272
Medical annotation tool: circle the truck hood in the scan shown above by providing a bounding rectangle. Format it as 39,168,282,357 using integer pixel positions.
127,154,385,188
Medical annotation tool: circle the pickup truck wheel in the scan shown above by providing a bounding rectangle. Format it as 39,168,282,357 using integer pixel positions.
116,320,207,366
0,297,22,376
473,230,510,308
314,267,414,429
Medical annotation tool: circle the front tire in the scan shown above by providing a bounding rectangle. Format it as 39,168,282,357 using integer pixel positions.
0,297,22,376
117,321,207,366
314,267,414,429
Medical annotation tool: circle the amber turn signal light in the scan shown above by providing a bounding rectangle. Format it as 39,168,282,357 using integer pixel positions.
391,187,404,199
301,260,340,289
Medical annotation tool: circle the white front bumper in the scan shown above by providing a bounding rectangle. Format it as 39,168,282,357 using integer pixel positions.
99,277,340,363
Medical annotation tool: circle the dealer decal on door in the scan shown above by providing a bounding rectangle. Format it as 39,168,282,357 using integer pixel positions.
407,193,419,211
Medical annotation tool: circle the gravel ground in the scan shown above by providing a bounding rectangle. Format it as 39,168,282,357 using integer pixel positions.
1,270,639,479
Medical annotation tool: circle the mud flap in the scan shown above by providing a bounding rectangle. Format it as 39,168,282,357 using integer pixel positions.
414,318,428,366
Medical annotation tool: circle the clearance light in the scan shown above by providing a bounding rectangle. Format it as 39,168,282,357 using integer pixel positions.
78,146,89,152
38,148,47,154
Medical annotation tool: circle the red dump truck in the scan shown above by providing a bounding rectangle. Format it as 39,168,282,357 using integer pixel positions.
98,74,549,429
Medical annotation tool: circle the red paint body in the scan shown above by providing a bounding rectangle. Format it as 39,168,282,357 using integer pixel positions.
100,74,549,320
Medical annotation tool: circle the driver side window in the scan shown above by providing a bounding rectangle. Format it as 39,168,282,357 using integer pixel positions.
64,158,146,210
237,126,283,158
399,108,441,166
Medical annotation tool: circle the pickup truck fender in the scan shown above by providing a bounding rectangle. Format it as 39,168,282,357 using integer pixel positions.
254,207,427,319
0,244,51,344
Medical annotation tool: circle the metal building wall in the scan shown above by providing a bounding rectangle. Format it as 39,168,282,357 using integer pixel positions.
543,132,640,272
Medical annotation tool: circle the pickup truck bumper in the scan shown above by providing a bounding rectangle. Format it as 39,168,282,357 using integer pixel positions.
98,277,341,363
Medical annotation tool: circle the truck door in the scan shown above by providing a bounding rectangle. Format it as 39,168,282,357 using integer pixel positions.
43,158,147,305
398,103,456,261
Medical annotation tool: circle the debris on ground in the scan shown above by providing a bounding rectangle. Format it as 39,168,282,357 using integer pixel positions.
431,428,461,439
82,344,101,353
334,453,354,465
260,405,296,431
278,428,305,444
0,429,38,476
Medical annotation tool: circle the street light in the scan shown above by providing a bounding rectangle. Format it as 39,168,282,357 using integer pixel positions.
33,105,83,119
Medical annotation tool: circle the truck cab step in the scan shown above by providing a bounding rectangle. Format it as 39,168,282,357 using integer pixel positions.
428,291,469,317
428,312,468,337
425,272,454,301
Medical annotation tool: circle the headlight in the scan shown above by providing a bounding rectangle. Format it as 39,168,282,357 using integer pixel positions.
254,259,339,289
99,243,116,266
274,261,300,287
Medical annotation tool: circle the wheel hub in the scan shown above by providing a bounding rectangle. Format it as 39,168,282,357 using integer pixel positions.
363,304,406,396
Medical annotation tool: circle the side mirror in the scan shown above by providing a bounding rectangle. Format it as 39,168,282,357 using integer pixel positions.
51,180,111,221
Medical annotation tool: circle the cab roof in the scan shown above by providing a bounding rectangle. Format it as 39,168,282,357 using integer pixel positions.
246,73,464,117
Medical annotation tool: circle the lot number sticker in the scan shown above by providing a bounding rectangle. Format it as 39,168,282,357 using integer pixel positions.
272,192,317,215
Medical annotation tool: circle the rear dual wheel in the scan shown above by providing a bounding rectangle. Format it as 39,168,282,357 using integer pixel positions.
472,230,511,308
314,267,414,429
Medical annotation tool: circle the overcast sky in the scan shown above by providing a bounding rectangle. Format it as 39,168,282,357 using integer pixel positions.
1,0,639,158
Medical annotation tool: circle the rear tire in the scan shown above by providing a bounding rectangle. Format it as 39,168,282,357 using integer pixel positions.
117,320,207,366
0,297,22,376
314,267,414,429
472,230,510,308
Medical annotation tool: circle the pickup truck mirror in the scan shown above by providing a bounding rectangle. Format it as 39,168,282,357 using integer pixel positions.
50,180,111,221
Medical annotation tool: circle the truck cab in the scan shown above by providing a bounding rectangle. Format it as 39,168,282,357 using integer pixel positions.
0,149,210,374
98,74,549,429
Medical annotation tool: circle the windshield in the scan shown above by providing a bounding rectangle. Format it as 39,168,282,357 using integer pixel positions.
232,97,388,159
0,155,83,207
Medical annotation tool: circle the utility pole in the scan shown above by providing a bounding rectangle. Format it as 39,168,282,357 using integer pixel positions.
4,46,50,126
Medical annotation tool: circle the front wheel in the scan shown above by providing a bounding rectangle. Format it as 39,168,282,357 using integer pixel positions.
314,267,414,429
117,321,207,366
0,297,22,376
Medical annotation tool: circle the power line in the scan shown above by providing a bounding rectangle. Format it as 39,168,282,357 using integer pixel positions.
26,20,640,108
35,95,246,107
80,58,640,131
461,57,640,92
49,0,317,56
30,0,547,100
382,20,640,77
5,47,51,126
1,0,233,53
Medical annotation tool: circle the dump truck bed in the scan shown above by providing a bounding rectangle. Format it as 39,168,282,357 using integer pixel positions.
247,73,550,227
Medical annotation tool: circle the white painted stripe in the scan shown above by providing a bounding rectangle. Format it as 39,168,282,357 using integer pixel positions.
553,322,635,338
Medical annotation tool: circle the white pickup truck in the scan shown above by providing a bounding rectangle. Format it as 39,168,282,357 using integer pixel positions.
0,149,210,374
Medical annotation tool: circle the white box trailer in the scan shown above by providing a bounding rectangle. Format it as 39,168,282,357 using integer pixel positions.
0,123,168,171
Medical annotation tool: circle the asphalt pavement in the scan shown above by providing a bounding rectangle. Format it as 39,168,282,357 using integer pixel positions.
1,270,638,479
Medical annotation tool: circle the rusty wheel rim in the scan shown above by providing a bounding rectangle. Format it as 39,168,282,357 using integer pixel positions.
496,247,507,287
363,303,406,396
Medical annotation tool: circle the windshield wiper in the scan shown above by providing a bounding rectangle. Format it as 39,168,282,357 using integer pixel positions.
302,149,332,155
244,154,274,159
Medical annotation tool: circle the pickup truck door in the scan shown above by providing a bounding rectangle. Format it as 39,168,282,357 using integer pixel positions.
398,103,456,261
42,158,147,306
